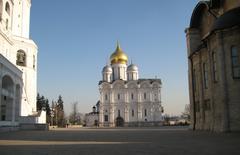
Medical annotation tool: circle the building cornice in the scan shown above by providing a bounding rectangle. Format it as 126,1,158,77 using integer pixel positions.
99,79,162,88
12,35,38,50
0,30,14,45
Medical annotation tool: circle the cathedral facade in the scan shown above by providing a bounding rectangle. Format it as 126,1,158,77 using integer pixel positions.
0,0,45,130
186,0,240,132
98,43,163,127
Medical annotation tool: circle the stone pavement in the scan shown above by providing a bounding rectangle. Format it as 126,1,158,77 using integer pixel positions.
0,126,240,155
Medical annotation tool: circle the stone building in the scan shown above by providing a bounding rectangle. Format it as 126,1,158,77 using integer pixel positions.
186,0,240,132
0,0,46,130
98,43,163,127
85,102,99,127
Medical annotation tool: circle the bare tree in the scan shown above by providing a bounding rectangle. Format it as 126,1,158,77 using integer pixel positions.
182,104,190,121
69,102,78,125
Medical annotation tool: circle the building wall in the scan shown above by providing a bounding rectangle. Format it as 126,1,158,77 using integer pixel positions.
12,37,38,115
222,0,240,13
111,63,127,81
186,0,240,132
85,113,99,127
0,54,23,125
0,0,39,120
221,28,240,131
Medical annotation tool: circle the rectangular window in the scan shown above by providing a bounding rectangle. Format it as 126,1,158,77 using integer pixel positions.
105,94,108,100
104,115,108,122
231,46,240,78
117,94,120,100
203,63,208,89
131,93,134,100
144,93,147,100
212,52,218,82
132,110,134,117
144,109,147,117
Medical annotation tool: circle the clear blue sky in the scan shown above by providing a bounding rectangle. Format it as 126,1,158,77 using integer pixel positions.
30,0,199,115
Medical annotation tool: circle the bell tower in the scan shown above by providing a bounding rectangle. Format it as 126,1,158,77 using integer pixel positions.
11,0,38,116
12,0,31,38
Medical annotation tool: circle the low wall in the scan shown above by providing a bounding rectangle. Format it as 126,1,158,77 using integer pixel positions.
19,123,49,131
0,122,49,132
0,126,19,132
125,121,163,127
99,121,163,127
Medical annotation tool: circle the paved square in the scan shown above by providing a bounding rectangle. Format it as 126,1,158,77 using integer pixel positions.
0,127,240,155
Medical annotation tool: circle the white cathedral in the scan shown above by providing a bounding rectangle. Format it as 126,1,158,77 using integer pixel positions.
98,43,163,127
0,0,46,130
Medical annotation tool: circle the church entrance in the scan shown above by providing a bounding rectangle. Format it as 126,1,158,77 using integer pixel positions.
115,117,124,127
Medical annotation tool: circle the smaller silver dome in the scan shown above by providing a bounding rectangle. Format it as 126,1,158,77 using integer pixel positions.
127,64,138,71
102,65,112,73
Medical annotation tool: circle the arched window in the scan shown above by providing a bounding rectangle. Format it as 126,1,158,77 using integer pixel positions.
231,46,240,79
118,67,121,79
131,93,134,100
203,62,208,89
144,93,147,100
112,68,115,79
5,2,10,15
212,51,218,82
33,55,36,69
118,110,120,117
16,50,26,66
104,115,108,122
5,18,8,30
1,75,14,121
15,84,21,121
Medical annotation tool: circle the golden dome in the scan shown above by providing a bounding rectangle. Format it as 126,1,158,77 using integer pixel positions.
110,42,128,64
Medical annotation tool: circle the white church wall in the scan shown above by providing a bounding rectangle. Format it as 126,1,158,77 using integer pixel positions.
99,44,163,127
0,0,46,127
0,53,23,125
11,0,31,38
99,80,163,127
13,37,38,115
128,102,138,122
